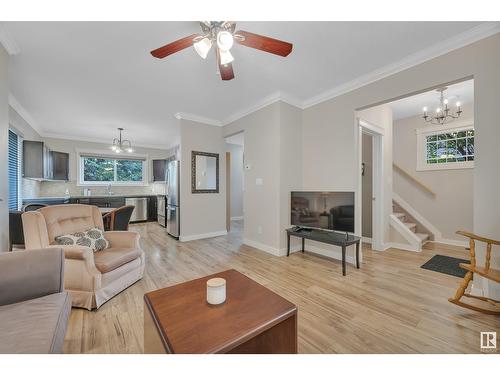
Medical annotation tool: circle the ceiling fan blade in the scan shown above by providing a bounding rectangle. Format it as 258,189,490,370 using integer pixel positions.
216,49,235,81
235,30,292,57
150,34,199,59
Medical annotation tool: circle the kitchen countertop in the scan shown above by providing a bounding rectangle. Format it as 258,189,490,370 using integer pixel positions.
23,194,160,201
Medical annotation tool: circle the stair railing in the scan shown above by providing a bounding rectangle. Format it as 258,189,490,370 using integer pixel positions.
393,163,436,198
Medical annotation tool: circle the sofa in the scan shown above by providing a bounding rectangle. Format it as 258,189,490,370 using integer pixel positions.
0,248,71,353
22,204,145,310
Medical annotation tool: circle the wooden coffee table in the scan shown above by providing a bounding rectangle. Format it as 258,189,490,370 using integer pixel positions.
144,269,298,354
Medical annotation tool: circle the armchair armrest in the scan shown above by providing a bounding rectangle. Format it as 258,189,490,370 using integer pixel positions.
0,248,65,306
47,244,95,260
104,231,140,248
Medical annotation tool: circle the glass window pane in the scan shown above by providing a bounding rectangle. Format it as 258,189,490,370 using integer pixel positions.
83,158,114,181
466,136,474,155
437,134,447,141
456,138,467,156
116,159,143,181
467,155,474,161
456,156,466,162
437,158,447,163
466,129,474,137
427,142,437,159
457,131,466,138
427,159,437,164
427,135,437,142
436,141,447,159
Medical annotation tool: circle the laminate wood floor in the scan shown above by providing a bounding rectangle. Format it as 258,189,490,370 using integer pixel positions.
63,221,499,354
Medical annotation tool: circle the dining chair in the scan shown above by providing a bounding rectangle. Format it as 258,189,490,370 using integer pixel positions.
102,205,135,231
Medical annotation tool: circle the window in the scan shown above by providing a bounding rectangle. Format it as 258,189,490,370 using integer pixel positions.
416,122,474,171
8,130,19,210
79,155,146,184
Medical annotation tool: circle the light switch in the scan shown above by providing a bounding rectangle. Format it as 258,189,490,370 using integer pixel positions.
256,178,263,185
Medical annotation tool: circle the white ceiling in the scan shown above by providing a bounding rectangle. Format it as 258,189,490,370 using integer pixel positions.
390,79,474,121
5,21,492,148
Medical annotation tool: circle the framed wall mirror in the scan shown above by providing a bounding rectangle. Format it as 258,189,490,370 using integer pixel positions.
191,151,219,193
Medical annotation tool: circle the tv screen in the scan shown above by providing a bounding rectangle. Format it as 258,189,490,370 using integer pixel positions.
291,191,355,233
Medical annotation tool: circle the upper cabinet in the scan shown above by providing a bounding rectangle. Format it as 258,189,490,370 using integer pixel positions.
23,140,69,181
152,159,167,182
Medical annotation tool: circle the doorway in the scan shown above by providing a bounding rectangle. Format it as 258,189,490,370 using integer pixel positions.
358,119,384,251
224,132,244,233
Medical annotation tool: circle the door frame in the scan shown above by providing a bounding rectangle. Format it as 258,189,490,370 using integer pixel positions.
226,151,231,232
357,118,385,251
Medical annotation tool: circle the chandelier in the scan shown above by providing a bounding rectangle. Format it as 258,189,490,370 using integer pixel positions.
422,87,462,125
111,128,134,153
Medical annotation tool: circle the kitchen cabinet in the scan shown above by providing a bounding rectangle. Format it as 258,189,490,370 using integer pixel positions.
152,159,167,182
23,140,69,181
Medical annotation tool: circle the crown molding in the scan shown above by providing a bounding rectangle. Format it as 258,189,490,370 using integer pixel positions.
222,91,303,125
174,112,222,127
8,94,43,134
42,131,175,151
302,22,500,109
0,24,20,55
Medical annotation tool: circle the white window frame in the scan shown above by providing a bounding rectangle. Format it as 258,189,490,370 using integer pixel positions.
416,120,474,171
77,149,149,186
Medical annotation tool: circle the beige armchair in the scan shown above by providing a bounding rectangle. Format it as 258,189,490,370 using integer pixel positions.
22,204,145,310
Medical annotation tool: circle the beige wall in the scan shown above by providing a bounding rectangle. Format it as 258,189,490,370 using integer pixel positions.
362,133,373,238
302,33,500,298
393,103,474,241
179,119,226,240
0,46,8,250
223,102,282,251
226,143,244,219
35,137,175,198
223,101,302,254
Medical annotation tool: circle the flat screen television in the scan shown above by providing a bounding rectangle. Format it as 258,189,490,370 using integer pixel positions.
291,191,355,233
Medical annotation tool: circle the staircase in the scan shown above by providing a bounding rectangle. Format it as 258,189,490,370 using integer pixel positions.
391,200,432,250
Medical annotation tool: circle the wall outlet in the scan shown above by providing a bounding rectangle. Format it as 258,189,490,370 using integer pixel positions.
257,226,262,234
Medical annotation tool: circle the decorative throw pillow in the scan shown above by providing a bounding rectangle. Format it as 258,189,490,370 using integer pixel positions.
55,227,109,252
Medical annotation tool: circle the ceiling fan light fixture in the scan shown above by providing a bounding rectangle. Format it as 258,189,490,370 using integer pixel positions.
219,49,234,65
217,31,234,51
193,37,212,59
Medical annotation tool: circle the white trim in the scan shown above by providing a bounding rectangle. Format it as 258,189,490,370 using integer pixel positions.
222,91,302,125
180,230,228,242
243,238,281,256
358,119,385,136
302,23,500,108
230,216,243,221
8,94,43,135
429,238,468,248
174,112,222,127
0,24,20,55
389,214,421,252
393,192,441,239
416,120,474,171
362,236,372,244
384,242,421,252
43,131,173,151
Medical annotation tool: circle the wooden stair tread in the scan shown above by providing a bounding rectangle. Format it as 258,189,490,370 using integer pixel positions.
460,263,500,282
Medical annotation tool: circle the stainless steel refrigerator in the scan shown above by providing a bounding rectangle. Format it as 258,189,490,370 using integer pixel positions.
166,160,180,238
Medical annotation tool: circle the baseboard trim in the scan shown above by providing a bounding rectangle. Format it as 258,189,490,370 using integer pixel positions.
243,238,281,256
230,216,244,221
362,236,372,244
431,238,468,248
384,242,422,252
180,230,228,242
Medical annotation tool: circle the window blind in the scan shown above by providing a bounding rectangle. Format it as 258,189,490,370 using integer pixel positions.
8,130,19,210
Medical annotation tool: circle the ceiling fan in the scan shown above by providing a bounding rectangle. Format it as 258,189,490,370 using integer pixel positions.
150,21,293,81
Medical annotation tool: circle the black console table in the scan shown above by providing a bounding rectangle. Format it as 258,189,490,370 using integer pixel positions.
286,228,361,276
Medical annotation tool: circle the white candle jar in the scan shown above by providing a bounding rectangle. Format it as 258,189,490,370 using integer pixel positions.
206,277,226,305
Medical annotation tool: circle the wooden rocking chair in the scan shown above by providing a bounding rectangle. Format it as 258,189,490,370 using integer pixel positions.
448,230,500,315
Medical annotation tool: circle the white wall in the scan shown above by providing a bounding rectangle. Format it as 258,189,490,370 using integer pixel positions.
302,33,500,298
225,143,244,219
0,45,8,251
393,102,474,241
179,118,226,241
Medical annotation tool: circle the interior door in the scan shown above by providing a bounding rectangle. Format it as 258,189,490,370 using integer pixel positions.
226,152,231,232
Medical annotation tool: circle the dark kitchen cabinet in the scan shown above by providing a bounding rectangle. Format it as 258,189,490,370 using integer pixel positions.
152,159,167,182
51,151,69,181
148,196,158,221
23,140,69,181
